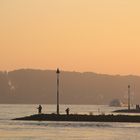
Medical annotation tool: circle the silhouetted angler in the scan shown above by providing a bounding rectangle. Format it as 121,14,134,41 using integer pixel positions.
136,104,140,110
37,105,42,114
65,108,70,115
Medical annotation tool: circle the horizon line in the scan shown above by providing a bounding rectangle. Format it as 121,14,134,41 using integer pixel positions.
0,68,139,77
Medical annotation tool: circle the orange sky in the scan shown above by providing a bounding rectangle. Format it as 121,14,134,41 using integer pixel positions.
0,0,140,75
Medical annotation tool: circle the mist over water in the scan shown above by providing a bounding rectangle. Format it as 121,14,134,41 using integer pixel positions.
0,104,140,140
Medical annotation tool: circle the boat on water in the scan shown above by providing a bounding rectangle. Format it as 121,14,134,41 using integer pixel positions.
109,99,126,107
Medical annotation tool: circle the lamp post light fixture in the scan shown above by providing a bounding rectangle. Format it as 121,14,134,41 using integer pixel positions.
56,68,60,115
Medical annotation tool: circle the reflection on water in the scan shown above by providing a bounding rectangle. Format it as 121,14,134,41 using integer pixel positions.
0,104,140,140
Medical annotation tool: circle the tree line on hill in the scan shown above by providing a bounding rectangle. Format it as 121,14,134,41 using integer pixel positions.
0,69,139,105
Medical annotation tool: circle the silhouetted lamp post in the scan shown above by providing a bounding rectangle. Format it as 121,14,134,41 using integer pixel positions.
128,85,130,110
56,68,60,115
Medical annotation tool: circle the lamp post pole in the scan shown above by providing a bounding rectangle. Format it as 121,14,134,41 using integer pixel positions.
56,68,60,115
128,85,130,110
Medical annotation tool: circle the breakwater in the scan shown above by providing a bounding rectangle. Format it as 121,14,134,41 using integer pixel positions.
13,114,140,123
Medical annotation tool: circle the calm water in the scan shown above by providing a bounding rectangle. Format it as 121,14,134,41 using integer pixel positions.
0,104,140,140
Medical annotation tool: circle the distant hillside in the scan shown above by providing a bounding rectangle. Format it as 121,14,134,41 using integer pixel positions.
0,69,140,105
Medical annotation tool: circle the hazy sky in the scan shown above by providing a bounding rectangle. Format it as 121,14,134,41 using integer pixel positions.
0,0,140,75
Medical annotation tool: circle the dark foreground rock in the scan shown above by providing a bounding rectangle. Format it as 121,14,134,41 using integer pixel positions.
13,114,140,123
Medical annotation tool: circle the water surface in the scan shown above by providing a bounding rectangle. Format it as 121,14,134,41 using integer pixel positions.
0,104,140,140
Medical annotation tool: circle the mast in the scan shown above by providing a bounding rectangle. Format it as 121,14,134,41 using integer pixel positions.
128,85,130,110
